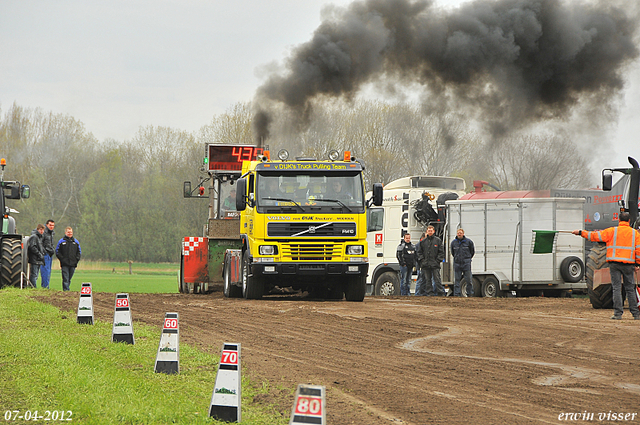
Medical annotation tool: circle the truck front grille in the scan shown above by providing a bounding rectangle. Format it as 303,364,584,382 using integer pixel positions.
281,243,341,261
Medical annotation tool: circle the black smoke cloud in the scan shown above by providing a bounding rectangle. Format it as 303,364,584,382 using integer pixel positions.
253,0,638,142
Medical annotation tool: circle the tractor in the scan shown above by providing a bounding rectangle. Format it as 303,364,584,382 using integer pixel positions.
0,158,30,289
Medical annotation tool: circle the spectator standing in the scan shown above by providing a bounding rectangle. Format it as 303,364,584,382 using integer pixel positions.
451,228,475,296
56,227,82,292
416,225,445,296
40,219,55,289
27,224,46,288
413,232,427,296
572,212,640,320
396,233,416,296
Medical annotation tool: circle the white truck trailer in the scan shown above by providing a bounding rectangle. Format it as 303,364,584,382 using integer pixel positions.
447,196,586,297
366,177,587,297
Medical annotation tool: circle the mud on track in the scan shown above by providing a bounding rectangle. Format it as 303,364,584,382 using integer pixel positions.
38,290,640,424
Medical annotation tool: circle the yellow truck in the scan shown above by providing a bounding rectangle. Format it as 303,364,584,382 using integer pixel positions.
224,149,382,301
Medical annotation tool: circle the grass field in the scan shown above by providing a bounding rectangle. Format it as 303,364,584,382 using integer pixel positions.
0,288,289,425
34,261,180,294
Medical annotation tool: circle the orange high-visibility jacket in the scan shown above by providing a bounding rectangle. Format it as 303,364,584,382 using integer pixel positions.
580,221,640,264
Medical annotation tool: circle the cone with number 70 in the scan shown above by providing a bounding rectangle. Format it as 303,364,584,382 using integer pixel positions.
209,343,241,422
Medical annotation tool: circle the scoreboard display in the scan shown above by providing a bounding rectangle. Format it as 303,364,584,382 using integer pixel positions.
208,144,263,172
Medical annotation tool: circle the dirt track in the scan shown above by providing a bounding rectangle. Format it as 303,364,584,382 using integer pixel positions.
38,290,640,424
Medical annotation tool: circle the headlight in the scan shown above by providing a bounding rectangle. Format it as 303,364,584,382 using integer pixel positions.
346,245,364,255
259,245,277,255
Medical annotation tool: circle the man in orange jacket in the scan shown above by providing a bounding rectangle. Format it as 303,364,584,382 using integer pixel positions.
573,212,640,320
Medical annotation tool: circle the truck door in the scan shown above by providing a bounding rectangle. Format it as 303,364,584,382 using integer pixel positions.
367,207,384,273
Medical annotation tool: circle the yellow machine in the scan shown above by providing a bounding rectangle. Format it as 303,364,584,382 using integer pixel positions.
223,149,382,301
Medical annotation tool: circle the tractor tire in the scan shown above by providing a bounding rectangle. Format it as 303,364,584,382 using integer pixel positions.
374,271,400,296
586,244,612,309
1,238,23,289
345,275,366,301
559,256,584,283
242,251,263,299
223,256,242,298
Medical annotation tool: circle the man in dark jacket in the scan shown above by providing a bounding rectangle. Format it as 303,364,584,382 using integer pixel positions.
27,224,46,288
451,228,475,296
56,227,82,292
416,225,445,296
40,219,55,289
396,233,416,296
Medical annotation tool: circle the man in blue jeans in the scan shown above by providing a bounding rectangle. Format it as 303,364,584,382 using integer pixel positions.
40,219,55,289
451,228,475,297
396,233,416,296
56,227,81,291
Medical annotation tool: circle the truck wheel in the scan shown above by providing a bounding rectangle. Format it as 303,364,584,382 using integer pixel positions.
327,284,344,300
560,256,584,283
1,238,23,288
242,252,263,299
586,244,612,309
481,276,503,298
345,276,366,301
374,272,400,296
223,256,242,298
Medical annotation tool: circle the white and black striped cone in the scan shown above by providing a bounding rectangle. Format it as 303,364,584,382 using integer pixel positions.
112,293,135,344
154,312,179,374
76,282,94,325
209,343,241,422
289,384,325,425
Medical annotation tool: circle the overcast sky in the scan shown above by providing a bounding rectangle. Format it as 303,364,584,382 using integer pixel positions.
1,0,639,179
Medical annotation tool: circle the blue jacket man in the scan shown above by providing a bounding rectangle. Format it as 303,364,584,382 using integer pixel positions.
40,220,55,289
56,227,81,292
450,228,475,296
396,233,416,296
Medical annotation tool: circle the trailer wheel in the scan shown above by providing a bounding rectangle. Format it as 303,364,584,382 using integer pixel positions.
586,244,612,309
374,272,400,296
345,276,366,302
472,277,482,297
560,256,584,283
461,278,479,297
481,276,503,298
178,255,185,293
1,238,23,289
223,256,242,298
242,252,263,299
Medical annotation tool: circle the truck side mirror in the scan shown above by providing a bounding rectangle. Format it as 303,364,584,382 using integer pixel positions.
20,185,30,199
372,183,383,206
602,173,612,191
235,178,247,211
183,181,192,198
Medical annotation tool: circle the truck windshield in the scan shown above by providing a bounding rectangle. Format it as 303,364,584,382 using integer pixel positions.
256,172,365,213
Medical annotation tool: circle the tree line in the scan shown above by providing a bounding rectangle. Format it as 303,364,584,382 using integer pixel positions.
0,101,592,263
